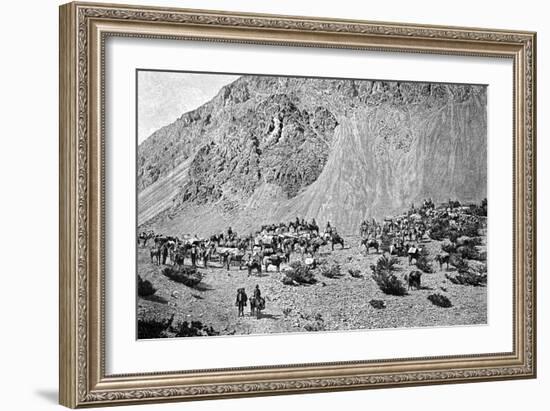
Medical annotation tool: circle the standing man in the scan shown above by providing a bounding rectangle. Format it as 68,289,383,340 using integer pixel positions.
190,244,197,267
161,242,169,265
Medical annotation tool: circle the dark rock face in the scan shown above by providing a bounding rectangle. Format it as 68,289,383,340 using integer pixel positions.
138,75,486,235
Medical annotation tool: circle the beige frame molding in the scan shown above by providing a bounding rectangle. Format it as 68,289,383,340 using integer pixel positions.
59,2,536,408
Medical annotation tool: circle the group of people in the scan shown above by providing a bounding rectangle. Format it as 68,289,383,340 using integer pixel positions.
358,198,483,257
235,284,264,318
145,217,344,272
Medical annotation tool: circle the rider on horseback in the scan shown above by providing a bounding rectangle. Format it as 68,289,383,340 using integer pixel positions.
253,284,261,300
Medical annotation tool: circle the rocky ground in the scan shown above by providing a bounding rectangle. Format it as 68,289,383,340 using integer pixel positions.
137,234,487,338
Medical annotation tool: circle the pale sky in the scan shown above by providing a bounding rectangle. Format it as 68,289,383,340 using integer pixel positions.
137,71,240,144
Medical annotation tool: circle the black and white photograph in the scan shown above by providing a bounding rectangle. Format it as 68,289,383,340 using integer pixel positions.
136,71,488,339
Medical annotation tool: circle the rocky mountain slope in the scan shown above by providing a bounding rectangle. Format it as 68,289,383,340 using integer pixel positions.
138,76,486,235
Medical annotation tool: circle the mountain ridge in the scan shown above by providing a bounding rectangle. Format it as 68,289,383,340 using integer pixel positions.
137,76,486,235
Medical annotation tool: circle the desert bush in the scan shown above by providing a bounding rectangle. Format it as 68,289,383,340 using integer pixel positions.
371,255,406,296
173,320,219,337
428,293,453,308
282,262,316,285
320,262,342,278
448,230,460,244
429,220,451,241
161,266,203,287
373,255,400,272
467,236,483,246
445,271,487,286
282,308,292,316
457,244,481,260
441,242,457,254
450,255,469,273
303,313,326,332
369,299,387,309
137,275,157,297
460,220,481,237
372,272,407,296
137,314,174,339
348,268,362,278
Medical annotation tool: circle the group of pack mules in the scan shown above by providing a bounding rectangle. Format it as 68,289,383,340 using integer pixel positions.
140,225,346,276
358,199,485,290
358,217,428,266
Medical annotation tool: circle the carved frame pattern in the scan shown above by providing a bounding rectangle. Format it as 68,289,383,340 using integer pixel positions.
59,2,536,408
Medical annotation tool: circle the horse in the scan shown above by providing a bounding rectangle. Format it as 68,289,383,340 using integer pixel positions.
227,251,246,270
306,222,320,234
407,246,423,265
246,260,262,277
262,254,285,272
435,253,450,270
235,288,248,317
329,232,345,251
173,250,185,267
361,238,379,254
249,296,265,319
404,270,422,290
217,248,239,270
150,246,161,265
359,222,368,238
138,232,152,247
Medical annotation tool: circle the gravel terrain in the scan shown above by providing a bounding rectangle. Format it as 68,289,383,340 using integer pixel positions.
137,234,487,338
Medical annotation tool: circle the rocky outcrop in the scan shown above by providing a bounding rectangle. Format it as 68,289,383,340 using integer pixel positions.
138,76,486,235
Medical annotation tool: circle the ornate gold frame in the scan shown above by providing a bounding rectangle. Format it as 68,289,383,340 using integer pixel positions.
59,1,536,408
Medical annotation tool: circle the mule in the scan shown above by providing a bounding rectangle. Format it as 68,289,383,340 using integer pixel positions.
361,238,379,254
150,247,161,265
435,253,450,270
330,233,345,251
407,246,423,265
249,296,265,319
246,260,262,277
404,270,422,290
262,254,285,272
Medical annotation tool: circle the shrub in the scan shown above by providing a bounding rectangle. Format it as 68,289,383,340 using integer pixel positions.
450,255,469,273
457,244,481,260
441,242,457,254
369,299,386,309
460,220,481,237
137,314,174,339
448,230,460,244
371,255,406,296
320,262,342,278
445,271,487,286
303,313,325,332
137,275,157,297
173,320,219,337
372,271,407,296
373,255,400,272
428,293,452,308
282,308,292,316
282,262,316,285
348,268,362,278
162,266,203,287
429,220,451,241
